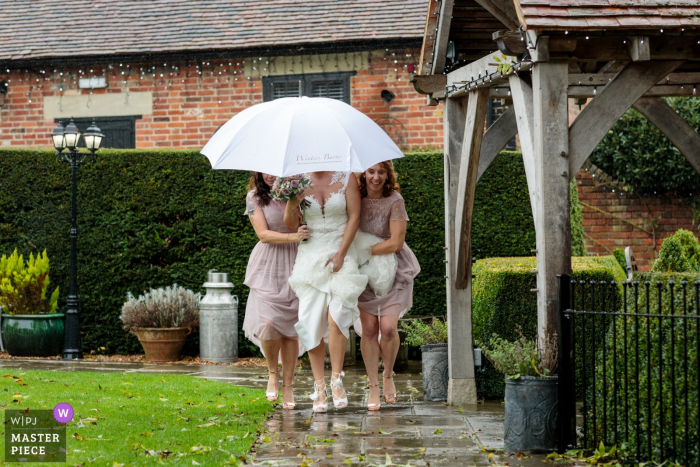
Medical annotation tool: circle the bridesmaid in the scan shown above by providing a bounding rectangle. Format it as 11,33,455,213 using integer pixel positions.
242,172,310,410
356,161,420,411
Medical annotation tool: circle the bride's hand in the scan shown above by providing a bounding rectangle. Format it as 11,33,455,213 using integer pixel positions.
325,252,345,273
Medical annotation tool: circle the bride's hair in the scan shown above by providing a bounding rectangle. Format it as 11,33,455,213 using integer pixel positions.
248,172,273,206
358,161,400,198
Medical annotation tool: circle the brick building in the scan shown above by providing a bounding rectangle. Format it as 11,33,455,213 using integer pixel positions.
0,0,443,150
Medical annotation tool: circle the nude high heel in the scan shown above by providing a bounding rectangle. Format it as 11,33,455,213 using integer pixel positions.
383,372,397,404
310,379,327,413
266,369,279,402
282,382,295,410
366,382,381,411
330,371,348,409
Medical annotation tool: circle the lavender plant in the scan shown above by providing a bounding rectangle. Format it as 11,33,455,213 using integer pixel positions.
120,284,201,331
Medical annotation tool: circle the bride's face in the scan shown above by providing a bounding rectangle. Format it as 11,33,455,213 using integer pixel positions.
365,164,387,196
261,173,277,188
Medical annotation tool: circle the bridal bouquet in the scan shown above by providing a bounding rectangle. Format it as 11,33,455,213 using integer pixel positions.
270,174,313,208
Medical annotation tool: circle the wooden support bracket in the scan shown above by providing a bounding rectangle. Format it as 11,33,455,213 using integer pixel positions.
627,36,650,62
477,105,517,181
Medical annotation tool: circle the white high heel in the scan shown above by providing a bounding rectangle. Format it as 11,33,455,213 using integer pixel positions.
331,371,348,409
266,369,279,402
310,379,327,413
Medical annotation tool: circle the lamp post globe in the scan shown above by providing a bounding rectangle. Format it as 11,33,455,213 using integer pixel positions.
63,118,80,150
83,120,104,153
51,121,66,151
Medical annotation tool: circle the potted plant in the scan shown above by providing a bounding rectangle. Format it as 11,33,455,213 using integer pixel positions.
120,285,201,363
400,318,448,401
0,249,62,357
478,330,558,453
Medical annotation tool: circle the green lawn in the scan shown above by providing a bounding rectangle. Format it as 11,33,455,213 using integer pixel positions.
0,369,273,465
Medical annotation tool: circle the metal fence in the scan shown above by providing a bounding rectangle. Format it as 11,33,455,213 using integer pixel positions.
557,274,700,465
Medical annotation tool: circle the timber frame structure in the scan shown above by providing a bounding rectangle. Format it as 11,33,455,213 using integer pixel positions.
411,0,700,405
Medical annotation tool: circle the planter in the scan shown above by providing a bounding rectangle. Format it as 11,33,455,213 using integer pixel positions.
1,313,64,357
421,343,448,401
504,375,558,453
132,327,192,363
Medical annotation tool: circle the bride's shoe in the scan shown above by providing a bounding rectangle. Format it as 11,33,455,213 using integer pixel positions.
282,382,295,410
266,369,279,402
330,371,348,409
310,379,327,413
367,383,381,411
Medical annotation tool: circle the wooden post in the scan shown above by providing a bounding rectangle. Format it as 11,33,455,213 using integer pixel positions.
508,74,538,221
532,61,572,346
443,96,477,405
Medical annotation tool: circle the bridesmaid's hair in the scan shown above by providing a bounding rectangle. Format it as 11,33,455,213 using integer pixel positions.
248,172,273,207
358,160,400,198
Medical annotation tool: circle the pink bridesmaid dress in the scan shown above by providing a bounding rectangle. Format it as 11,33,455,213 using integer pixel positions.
242,190,305,356
356,191,421,323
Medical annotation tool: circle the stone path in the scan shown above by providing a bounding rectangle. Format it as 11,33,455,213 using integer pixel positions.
0,359,547,466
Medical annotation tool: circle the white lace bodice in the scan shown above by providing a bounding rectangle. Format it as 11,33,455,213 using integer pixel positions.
303,172,350,245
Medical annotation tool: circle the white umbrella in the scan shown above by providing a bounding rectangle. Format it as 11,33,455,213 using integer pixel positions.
201,97,404,176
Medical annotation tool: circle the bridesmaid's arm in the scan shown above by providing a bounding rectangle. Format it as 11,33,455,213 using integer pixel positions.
327,174,361,272
370,220,406,255
249,208,307,244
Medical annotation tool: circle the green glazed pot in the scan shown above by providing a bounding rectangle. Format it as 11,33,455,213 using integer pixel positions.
1,314,65,357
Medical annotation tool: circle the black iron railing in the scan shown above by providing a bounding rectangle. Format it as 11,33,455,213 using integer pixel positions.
557,274,700,465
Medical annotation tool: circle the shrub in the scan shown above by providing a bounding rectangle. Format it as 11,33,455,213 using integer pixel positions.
589,272,699,465
589,97,700,196
651,229,700,273
120,285,200,331
0,248,59,315
400,318,448,346
473,255,625,399
478,329,557,377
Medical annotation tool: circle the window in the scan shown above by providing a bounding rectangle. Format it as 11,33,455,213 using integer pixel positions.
55,115,140,149
263,72,355,104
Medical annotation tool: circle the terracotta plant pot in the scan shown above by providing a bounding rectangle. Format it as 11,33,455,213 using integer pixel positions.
131,327,192,363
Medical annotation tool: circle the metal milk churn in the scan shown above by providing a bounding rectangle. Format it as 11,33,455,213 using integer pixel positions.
199,270,238,363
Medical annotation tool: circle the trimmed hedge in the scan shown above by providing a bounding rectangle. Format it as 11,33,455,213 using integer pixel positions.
473,255,626,399
0,149,584,357
592,272,699,465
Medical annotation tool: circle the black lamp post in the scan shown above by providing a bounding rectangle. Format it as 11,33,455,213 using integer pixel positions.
51,118,104,360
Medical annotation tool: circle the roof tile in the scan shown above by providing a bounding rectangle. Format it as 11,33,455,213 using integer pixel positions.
0,0,426,61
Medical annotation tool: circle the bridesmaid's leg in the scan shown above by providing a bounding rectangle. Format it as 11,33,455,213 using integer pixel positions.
328,313,348,407
359,308,381,410
261,338,282,401
378,312,401,404
280,337,298,409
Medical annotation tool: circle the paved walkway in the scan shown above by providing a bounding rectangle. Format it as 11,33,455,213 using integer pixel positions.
0,359,546,466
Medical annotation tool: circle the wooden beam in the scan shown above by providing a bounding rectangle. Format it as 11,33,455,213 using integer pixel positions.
410,74,447,95
418,0,440,75
493,30,527,56
432,0,456,75
443,97,477,406
548,35,700,61
569,60,684,179
532,60,571,347
632,97,700,176
454,88,490,289
474,0,520,30
627,36,650,62
477,105,517,180
447,53,533,98
568,72,700,87
508,74,538,221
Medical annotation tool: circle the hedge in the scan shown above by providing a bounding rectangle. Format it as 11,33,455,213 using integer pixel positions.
473,255,626,399
591,272,699,465
0,149,584,357
589,97,700,196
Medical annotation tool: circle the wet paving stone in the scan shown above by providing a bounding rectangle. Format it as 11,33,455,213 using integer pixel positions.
0,359,561,465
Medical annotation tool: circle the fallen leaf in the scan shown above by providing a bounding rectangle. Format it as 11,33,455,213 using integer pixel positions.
434,428,443,434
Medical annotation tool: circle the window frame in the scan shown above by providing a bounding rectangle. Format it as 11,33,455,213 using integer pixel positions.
54,115,141,149
262,71,356,104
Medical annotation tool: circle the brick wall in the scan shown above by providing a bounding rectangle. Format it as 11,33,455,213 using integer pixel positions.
0,48,443,150
576,168,699,271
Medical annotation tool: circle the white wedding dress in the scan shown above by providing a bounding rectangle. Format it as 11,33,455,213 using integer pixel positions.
289,172,369,351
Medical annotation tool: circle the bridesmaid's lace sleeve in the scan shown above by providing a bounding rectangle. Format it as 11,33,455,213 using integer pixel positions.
245,191,261,216
390,198,410,222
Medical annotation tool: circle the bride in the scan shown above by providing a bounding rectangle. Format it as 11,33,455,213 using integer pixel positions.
284,171,368,412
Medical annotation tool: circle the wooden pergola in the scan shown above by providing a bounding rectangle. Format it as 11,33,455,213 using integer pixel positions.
411,0,700,405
